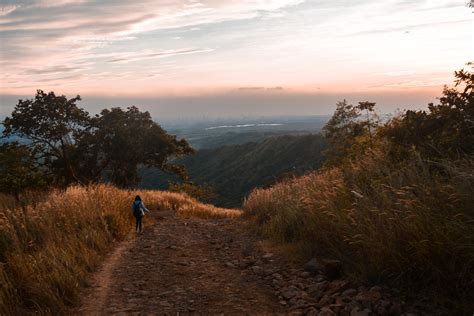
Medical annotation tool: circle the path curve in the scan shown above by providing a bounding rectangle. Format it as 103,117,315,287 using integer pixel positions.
77,210,283,315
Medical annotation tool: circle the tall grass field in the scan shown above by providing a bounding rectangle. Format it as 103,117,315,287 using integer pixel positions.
244,149,474,312
0,185,240,314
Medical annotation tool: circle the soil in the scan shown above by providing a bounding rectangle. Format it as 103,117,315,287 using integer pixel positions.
77,210,283,315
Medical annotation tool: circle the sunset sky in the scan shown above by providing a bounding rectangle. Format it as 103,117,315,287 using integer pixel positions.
0,0,472,118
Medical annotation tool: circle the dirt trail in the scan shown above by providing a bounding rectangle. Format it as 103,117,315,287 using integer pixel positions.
77,210,283,315
77,210,438,315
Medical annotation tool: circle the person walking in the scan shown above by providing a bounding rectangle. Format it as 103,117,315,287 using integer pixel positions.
132,195,149,233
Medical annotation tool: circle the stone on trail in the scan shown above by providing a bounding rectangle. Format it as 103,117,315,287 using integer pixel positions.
342,288,358,297
281,285,301,300
326,280,351,295
307,281,329,298
304,258,320,274
262,253,274,260
225,262,237,268
320,259,342,280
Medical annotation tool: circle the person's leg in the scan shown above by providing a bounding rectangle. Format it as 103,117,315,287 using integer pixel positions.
138,216,143,233
135,216,139,232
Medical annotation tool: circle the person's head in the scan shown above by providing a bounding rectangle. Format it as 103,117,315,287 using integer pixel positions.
135,195,141,202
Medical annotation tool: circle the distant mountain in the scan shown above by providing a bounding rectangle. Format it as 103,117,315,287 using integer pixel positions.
140,134,327,207
163,115,329,149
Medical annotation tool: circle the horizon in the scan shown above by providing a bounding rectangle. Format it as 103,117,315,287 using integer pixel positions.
1,0,472,118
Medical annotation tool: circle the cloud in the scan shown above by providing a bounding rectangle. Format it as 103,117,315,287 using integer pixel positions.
238,86,265,91
107,48,214,64
237,86,284,92
0,0,306,90
349,19,471,36
23,64,86,75
0,0,470,97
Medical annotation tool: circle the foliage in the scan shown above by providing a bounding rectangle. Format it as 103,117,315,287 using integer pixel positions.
0,143,47,198
140,134,327,207
2,90,89,186
90,107,194,187
322,100,377,165
381,63,474,160
0,185,239,315
2,91,194,189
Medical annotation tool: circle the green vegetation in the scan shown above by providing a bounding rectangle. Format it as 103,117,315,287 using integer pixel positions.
1,90,193,190
140,134,327,207
244,64,474,312
0,143,47,199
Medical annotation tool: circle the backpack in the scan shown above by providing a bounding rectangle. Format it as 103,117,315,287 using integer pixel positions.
133,201,143,217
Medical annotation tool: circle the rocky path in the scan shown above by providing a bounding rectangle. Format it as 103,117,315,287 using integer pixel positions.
78,210,283,315
78,209,438,315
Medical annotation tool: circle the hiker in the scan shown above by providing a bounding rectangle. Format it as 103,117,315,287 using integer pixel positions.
132,195,150,233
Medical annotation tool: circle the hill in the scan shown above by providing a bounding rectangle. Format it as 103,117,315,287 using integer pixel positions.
162,115,329,149
140,134,327,207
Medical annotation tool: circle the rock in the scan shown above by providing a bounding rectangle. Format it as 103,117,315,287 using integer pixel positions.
272,278,285,288
342,289,358,297
326,280,351,295
307,281,329,300
317,295,333,309
350,307,371,316
320,259,342,280
251,265,263,275
304,258,320,273
279,300,288,305
354,290,382,308
315,274,326,282
306,307,319,316
225,262,236,268
329,303,344,314
282,285,301,300
318,307,336,316
262,253,274,260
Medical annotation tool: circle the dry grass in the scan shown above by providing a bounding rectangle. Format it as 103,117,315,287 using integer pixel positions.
0,184,239,315
244,150,474,311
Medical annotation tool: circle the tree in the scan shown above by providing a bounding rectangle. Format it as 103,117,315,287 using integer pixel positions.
3,90,195,190
2,90,90,186
0,143,47,199
322,100,377,165
381,63,474,159
90,107,194,187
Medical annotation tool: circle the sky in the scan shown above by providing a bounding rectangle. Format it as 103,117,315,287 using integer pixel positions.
0,0,472,118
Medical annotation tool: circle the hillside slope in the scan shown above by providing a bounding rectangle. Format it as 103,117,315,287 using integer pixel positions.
140,134,327,207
